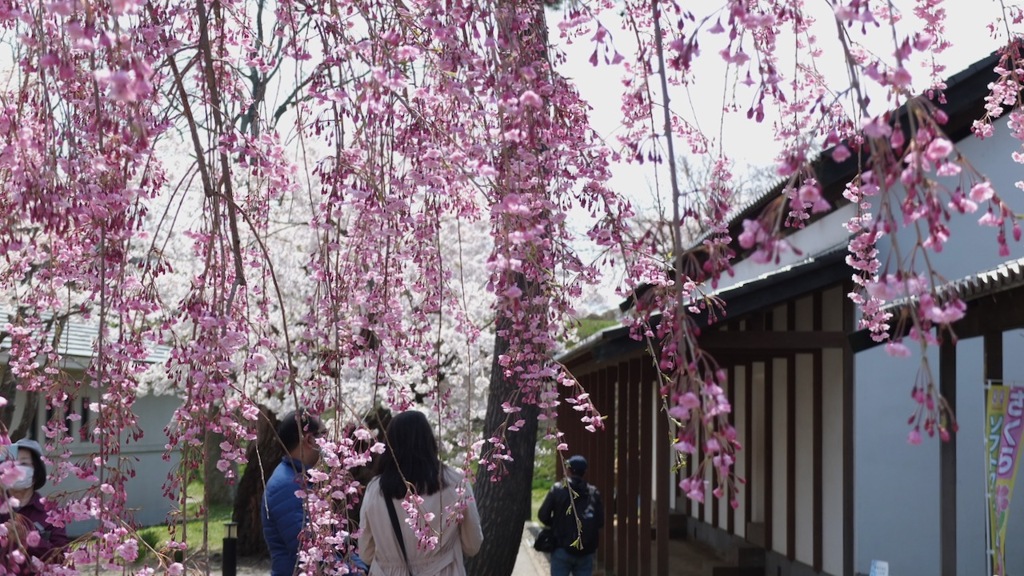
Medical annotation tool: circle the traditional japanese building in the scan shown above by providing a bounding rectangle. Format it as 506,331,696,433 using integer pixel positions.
557,50,1024,576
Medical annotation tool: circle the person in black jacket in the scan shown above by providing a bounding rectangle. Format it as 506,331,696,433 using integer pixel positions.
538,455,604,576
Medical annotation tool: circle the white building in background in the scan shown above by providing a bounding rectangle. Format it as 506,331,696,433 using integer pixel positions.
0,311,181,533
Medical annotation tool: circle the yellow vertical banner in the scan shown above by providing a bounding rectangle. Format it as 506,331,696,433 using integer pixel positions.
987,385,1008,575
987,384,1024,576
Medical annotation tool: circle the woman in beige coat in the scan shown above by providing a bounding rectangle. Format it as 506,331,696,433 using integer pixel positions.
359,411,483,576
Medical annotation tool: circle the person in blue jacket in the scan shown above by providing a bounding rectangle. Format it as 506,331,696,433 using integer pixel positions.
261,408,366,575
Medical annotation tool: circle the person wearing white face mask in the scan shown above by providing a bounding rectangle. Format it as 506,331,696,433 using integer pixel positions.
1,439,69,570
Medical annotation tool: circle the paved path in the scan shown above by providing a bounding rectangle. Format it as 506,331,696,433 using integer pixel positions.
512,522,551,576
79,522,551,575
81,521,726,575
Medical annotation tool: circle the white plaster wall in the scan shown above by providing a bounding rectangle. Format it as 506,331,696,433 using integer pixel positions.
751,362,766,524
855,344,941,576
953,335,988,576
650,383,664,525
854,333,1024,576
772,301,789,556
50,393,182,533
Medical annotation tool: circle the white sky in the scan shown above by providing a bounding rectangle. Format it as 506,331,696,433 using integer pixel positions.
551,0,1011,216
551,1,1014,312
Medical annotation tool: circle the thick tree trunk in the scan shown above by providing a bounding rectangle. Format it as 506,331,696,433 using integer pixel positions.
205,428,236,506
467,3,552,574
466,318,540,576
232,405,282,557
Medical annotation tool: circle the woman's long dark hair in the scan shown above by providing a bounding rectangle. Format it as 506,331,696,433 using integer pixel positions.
24,448,46,491
378,411,447,500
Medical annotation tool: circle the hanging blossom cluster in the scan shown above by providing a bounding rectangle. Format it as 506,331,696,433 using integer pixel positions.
844,91,1019,443
571,0,1024,506
0,1,1022,570
739,5,1022,450
757,2,1019,449
596,0,852,507
0,0,176,567
792,2,1023,445
478,3,634,474
0,0,639,571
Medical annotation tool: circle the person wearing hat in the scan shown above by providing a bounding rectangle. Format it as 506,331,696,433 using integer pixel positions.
538,454,604,576
1,438,69,570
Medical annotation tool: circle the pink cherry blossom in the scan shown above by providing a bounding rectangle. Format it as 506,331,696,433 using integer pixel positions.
0,1,1017,563
970,180,996,202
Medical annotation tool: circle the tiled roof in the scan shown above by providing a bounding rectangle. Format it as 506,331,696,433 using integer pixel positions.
0,310,169,364
709,241,848,298
947,256,1024,301
686,48,1003,258
878,257,1024,316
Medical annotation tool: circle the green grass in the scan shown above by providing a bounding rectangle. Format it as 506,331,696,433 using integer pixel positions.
531,432,559,522
564,316,619,348
134,480,234,560
65,480,234,568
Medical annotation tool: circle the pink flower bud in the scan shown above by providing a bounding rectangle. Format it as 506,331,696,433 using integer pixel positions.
908,429,922,445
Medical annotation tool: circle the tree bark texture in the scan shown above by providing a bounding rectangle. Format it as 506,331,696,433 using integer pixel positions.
467,2,552,573
232,405,282,557
204,427,237,507
466,316,540,576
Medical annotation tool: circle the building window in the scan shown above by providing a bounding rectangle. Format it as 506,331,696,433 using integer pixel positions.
32,387,99,445
44,398,75,439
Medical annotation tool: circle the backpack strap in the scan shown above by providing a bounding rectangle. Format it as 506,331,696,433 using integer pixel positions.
384,496,414,576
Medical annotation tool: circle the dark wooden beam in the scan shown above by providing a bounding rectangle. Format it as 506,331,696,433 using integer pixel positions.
712,387,720,528
954,286,1024,338
602,366,617,573
616,361,629,576
627,358,641,574
982,333,1004,576
696,401,705,524
727,364,736,535
843,280,856,576
813,292,824,572
985,331,1004,384
850,284,1024,353
787,361,796,559
639,360,654,576
656,363,670,576
700,330,849,351
940,337,957,576
765,358,774,551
